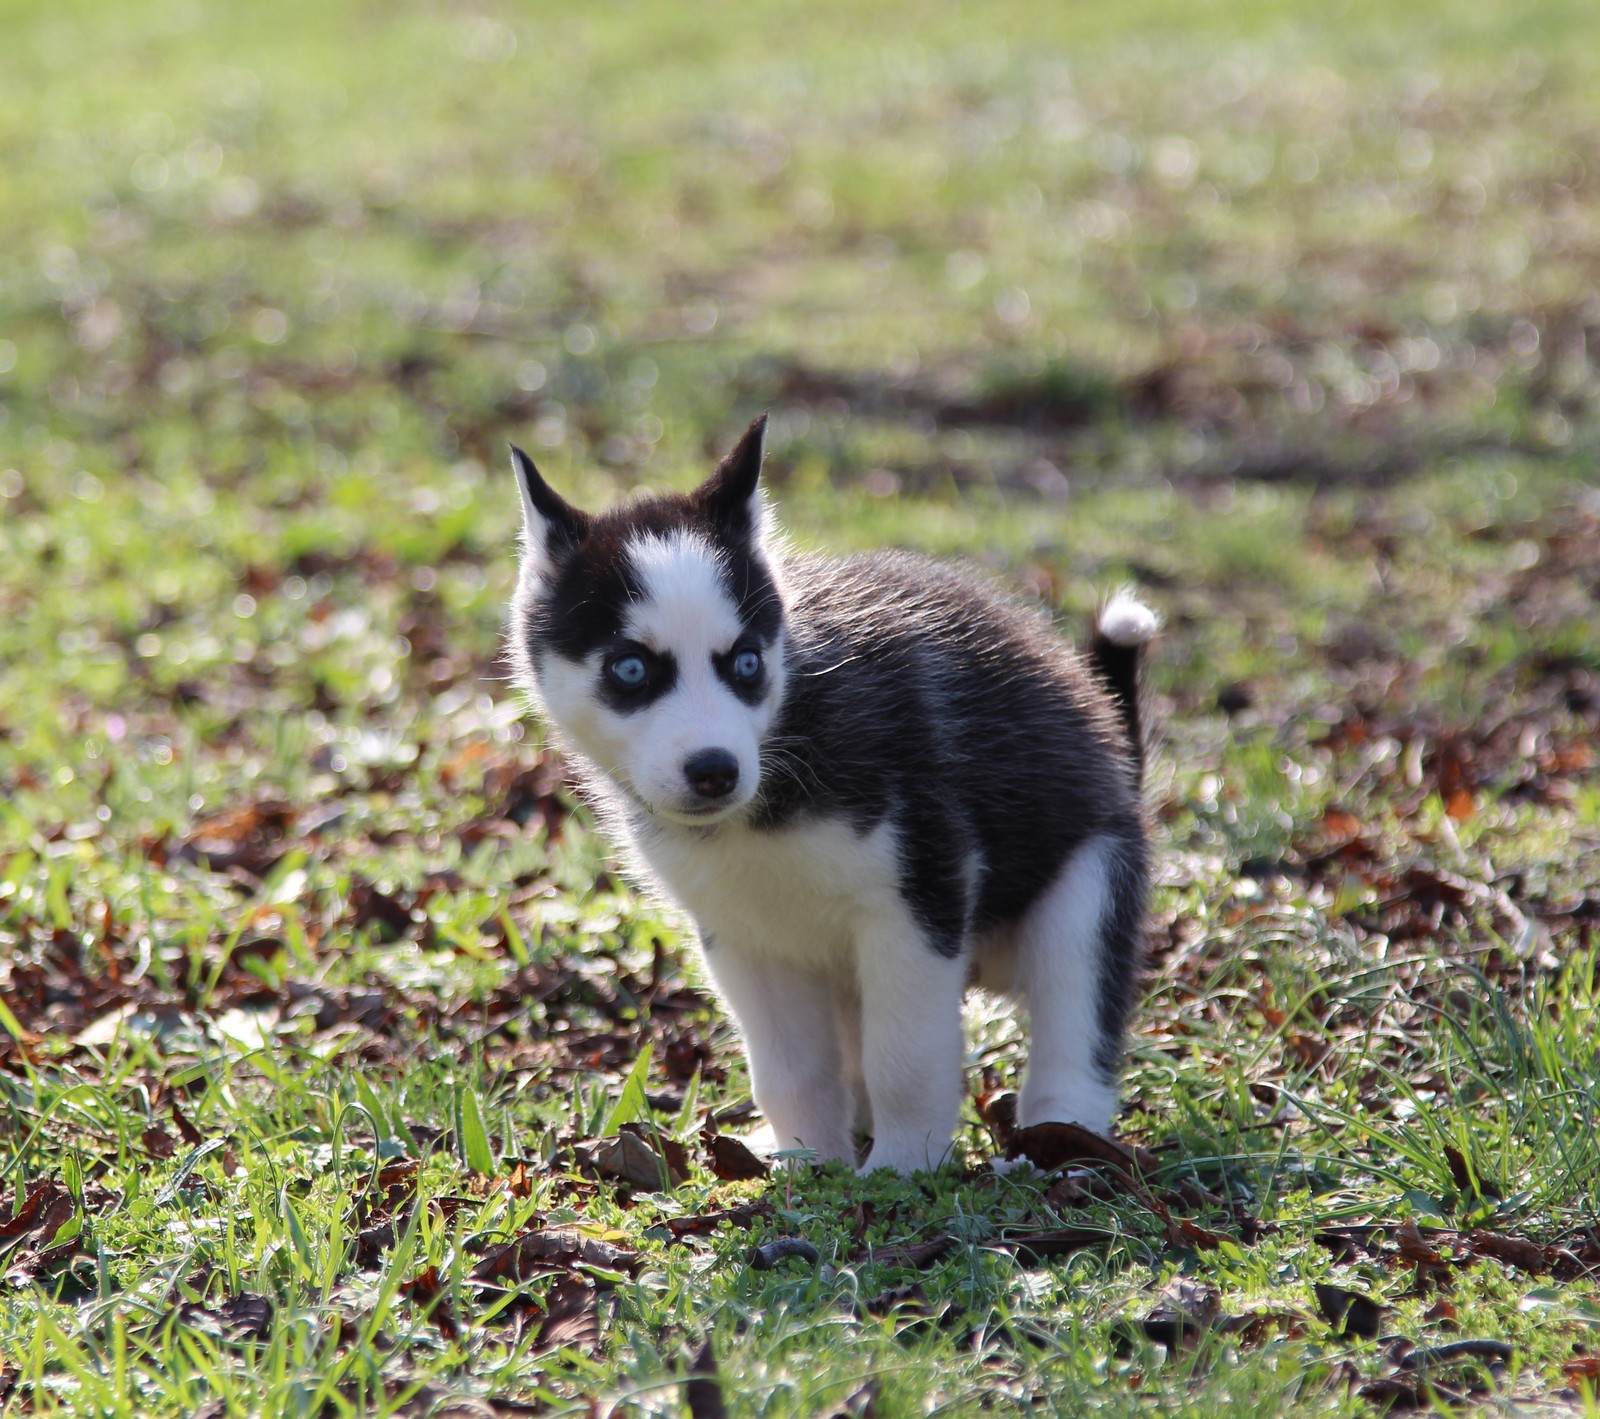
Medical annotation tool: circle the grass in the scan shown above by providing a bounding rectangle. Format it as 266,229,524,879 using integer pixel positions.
2,0,1600,1413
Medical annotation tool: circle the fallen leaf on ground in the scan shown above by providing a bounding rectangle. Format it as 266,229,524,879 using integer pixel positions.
1040,1172,1104,1209
1218,1308,1311,1344
1314,1283,1385,1339
0,1181,74,1247
471,1226,640,1283
534,1277,599,1355
701,1130,769,1181
1396,1220,1451,1278
1004,1122,1156,1176
373,1159,422,1206
1562,1353,1600,1385
402,1266,458,1340
1469,1230,1551,1273
1166,1215,1225,1251
173,1292,275,1345
862,1235,954,1268
354,1221,399,1268
584,1129,687,1190
663,1200,772,1241
685,1337,727,1419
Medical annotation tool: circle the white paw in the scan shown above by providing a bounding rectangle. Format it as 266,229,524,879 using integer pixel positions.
857,1134,949,1176
747,1119,855,1167
739,1121,781,1156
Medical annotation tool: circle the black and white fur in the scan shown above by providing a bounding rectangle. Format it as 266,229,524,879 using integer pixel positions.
506,416,1156,1175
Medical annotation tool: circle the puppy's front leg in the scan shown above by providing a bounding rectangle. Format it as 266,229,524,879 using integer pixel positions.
833,987,871,1148
700,943,853,1165
855,919,967,1175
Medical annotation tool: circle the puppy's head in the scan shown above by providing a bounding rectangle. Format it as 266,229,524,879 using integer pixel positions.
507,415,786,827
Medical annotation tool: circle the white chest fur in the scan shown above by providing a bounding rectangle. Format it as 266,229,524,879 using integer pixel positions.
624,813,904,967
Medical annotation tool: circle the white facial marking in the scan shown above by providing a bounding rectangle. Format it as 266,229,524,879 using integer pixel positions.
623,531,744,651
533,529,781,827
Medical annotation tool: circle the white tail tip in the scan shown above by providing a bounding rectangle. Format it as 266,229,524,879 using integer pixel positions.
1098,589,1160,647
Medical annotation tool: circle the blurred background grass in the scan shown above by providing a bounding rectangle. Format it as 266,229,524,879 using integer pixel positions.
7,0,1599,501
4,0,1597,854
5,0,1598,721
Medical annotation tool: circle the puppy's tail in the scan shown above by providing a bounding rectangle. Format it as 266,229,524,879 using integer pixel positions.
1090,589,1160,782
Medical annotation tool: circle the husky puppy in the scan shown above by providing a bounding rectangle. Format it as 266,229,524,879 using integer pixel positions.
506,415,1155,1175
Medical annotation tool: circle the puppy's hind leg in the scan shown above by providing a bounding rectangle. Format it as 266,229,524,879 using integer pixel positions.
701,945,854,1165
1014,833,1146,1135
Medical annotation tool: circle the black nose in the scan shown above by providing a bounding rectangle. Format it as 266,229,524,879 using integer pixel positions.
683,749,739,800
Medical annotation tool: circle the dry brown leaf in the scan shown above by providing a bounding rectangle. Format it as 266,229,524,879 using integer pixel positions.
587,1131,686,1191
1313,1283,1384,1339
863,1235,954,1269
1395,1220,1449,1272
1320,807,1363,839
140,1122,180,1158
1167,1216,1225,1252
663,1200,772,1241
685,1337,727,1419
1563,1353,1600,1386
0,1182,74,1245
534,1277,599,1355
354,1222,399,1268
471,1226,640,1283
170,1103,204,1146
174,1292,275,1345
1468,1230,1550,1273
1218,1308,1310,1344
1004,1122,1155,1176
401,1266,458,1340
375,1159,422,1206
1040,1172,1103,1209
1442,1145,1475,1195
702,1131,770,1181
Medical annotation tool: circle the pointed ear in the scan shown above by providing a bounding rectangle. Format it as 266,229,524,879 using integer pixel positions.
510,445,588,577
696,413,768,541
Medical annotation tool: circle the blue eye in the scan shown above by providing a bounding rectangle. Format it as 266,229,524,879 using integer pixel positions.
732,649,762,682
607,654,648,689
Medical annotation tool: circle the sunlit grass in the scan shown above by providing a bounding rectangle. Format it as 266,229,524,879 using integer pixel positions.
3,0,1599,1413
